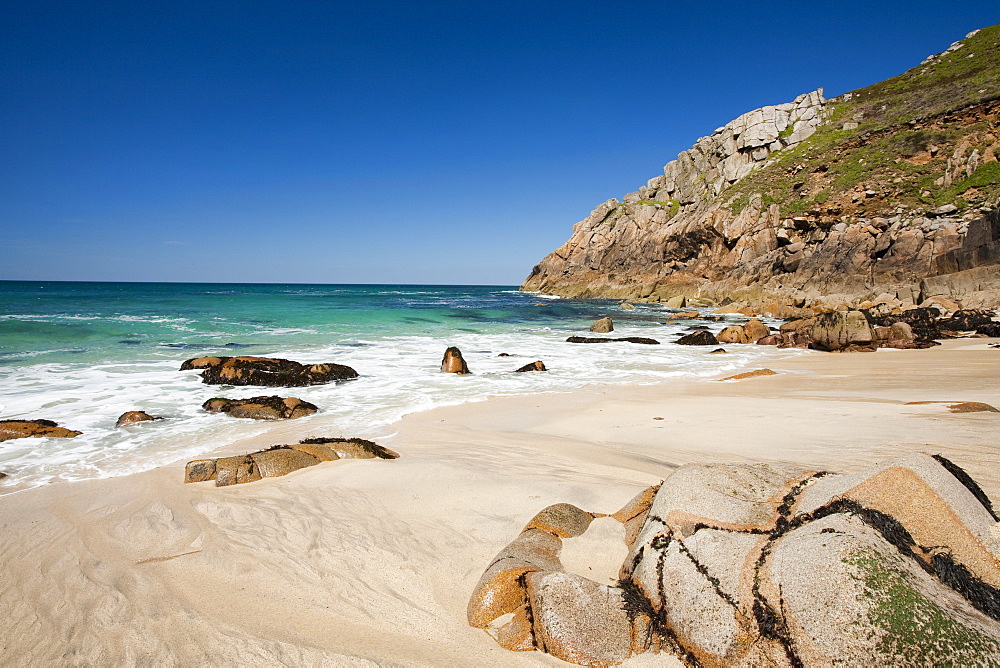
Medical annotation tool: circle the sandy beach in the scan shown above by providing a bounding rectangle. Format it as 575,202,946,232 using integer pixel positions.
1,339,998,665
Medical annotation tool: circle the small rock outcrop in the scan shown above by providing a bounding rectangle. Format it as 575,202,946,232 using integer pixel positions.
180,356,358,387
590,317,614,333
469,453,1000,665
441,347,471,374
202,396,318,420
0,419,81,442
566,336,660,345
115,411,163,428
185,437,399,486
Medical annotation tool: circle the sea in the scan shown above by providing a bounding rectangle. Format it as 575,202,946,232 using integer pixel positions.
0,281,803,491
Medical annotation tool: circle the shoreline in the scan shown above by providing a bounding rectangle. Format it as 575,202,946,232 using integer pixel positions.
0,339,997,663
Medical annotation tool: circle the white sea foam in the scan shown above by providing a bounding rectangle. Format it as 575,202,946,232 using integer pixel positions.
0,315,806,493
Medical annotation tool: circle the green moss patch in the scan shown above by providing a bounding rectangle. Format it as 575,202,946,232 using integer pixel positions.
846,548,1000,664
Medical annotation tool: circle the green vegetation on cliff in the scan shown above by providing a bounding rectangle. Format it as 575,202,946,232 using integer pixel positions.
725,25,1000,218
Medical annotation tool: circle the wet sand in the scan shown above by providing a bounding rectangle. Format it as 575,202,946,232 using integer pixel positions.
0,340,997,665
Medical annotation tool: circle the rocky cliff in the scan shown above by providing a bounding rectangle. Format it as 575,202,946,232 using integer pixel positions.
522,26,1000,309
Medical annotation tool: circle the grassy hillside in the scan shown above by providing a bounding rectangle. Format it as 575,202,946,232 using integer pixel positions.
724,25,1000,219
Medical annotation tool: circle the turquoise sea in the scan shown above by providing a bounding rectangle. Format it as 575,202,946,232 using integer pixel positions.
0,281,799,490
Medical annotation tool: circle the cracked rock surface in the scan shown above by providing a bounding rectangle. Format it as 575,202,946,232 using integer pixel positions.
469,453,1000,665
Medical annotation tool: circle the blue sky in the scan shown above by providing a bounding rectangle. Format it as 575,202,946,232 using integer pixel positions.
2,1,997,285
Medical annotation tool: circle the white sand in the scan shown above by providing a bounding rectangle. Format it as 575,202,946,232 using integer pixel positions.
0,339,997,665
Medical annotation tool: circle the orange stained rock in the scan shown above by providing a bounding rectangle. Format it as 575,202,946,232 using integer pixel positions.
720,368,778,381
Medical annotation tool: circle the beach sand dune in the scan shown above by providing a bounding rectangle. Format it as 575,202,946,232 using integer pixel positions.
0,340,997,664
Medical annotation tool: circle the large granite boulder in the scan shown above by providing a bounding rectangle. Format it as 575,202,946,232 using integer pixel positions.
716,324,753,344
0,419,81,442
184,437,398,486
180,356,358,387
469,454,1000,665
807,309,877,351
202,396,318,420
441,347,471,374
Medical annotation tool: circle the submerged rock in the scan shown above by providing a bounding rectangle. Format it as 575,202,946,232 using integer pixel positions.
441,346,471,374
675,330,719,346
180,356,358,387
202,396,318,420
0,419,81,442
513,361,547,372
469,454,1000,665
115,411,164,427
184,437,398,486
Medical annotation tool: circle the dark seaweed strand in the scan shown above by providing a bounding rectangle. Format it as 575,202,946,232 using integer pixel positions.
516,571,540,651
931,552,1000,621
751,531,804,668
618,576,703,667
773,471,833,533
643,538,703,668
674,539,739,609
748,474,835,668
932,454,999,521
775,497,1000,623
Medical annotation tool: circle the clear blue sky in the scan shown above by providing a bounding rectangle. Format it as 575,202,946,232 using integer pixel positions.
2,1,996,285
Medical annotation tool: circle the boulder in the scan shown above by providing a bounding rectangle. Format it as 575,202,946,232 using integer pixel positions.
743,317,771,341
0,419,81,442
214,454,261,486
179,356,224,370
251,447,321,478
201,396,318,420
181,356,358,387
619,302,636,310
470,454,1000,665
185,437,397,486
184,459,217,483
886,321,917,348
675,330,719,346
115,411,163,428
441,347,471,374
664,296,686,308
513,361,547,372
716,324,753,344
589,317,614,333
808,310,876,351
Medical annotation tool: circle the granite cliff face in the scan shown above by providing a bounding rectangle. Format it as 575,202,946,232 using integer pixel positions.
523,27,1000,309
